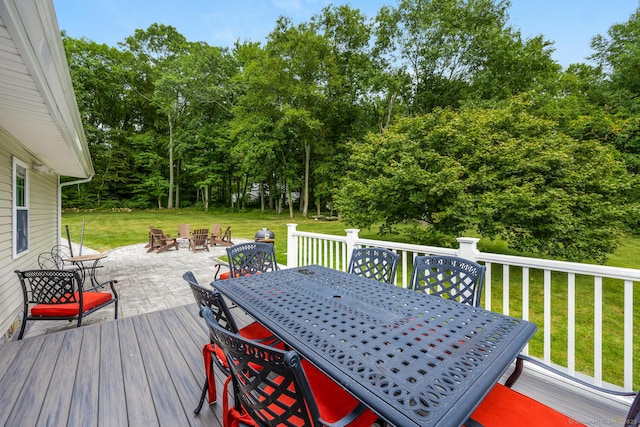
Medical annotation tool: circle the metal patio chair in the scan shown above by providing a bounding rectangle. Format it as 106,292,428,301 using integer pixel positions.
347,247,399,285
466,382,639,427
409,255,486,307
183,271,279,414
200,306,380,427
14,269,118,340
213,242,278,280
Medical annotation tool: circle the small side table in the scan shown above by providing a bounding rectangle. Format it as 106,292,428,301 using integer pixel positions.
66,253,108,289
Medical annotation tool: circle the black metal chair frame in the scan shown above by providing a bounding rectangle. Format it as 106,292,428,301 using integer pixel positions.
347,247,399,285
200,306,371,427
183,271,279,414
465,354,639,427
15,269,118,340
409,255,486,307
214,242,279,280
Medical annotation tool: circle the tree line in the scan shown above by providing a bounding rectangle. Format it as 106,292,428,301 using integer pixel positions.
61,0,640,261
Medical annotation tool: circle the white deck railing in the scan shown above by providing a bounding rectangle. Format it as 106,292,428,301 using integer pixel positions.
286,224,639,393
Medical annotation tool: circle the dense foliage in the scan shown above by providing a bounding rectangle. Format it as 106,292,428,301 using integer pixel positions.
61,0,640,261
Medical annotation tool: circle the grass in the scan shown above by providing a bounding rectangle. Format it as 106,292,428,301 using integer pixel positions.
62,208,640,389
62,208,640,268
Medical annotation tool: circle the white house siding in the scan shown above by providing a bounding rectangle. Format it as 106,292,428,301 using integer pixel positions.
0,128,60,339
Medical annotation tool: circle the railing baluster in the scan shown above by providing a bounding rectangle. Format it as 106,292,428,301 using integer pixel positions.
522,267,530,354
484,263,492,311
594,276,603,386
503,264,510,315
544,269,551,364
401,250,408,288
624,279,633,390
568,273,576,375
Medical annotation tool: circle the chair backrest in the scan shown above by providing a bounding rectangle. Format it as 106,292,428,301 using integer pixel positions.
182,271,240,333
200,306,321,427
38,252,64,269
347,247,399,284
211,224,221,238
410,255,486,307
51,244,71,261
191,228,209,245
16,269,82,305
226,242,278,277
221,226,232,243
178,224,191,238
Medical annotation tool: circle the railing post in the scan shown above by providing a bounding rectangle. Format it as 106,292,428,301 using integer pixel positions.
286,224,298,268
456,237,480,262
345,228,360,271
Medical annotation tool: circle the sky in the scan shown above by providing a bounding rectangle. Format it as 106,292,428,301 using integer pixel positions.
52,0,639,68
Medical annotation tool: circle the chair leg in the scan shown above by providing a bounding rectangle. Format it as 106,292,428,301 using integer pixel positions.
504,357,524,388
194,380,209,414
17,317,27,340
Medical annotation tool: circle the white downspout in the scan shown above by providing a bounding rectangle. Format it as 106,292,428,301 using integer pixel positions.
58,175,93,245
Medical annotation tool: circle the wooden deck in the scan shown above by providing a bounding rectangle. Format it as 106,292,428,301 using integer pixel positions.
0,304,224,427
0,302,632,427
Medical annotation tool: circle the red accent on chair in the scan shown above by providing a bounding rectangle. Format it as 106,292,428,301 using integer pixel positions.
202,321,279,405
470,383,587,426
301,360,379,426
218,271,262,280
30,292,113,317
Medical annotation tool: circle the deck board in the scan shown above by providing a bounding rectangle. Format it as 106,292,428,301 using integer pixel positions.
0,302,632,427
98,321,128,427
0,304,223,427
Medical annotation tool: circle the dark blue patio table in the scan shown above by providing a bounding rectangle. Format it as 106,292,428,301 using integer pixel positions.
211,265,537,427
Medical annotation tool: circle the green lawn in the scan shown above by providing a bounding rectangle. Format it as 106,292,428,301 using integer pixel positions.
61,208,640,269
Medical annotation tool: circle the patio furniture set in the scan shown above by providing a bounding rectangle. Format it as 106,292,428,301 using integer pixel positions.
147,224,234,254
10,240,639,426
185,243,640,426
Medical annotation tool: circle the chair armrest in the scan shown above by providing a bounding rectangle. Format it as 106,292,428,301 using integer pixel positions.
84,279,118,297
505,354,636,397
319,402,369,427
213,262,230,280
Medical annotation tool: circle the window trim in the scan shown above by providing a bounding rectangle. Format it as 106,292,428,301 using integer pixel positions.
13,157,29,259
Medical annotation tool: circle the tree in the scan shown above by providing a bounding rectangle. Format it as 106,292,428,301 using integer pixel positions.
61,36,145,207
122,24,189,209
590,7,640,115
335,101,634,262
373,0,559,114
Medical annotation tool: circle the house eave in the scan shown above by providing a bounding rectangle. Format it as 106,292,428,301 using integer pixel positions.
0,0,93,178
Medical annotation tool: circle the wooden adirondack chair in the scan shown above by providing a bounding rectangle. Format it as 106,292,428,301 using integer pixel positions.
210,224,233,246
218,226,233,246
209,224,221,246
147,228,179,253
178,223,191,238
189,228,210,253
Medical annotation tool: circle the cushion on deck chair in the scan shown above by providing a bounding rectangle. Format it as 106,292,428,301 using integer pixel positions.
219,271,262,280
470,383,587,427
300,359,379,426
30,292,113,317
203,321,281,406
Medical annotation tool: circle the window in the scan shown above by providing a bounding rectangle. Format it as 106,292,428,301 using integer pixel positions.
13,157,28,258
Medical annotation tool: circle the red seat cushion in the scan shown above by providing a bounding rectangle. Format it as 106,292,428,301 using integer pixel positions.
470,383,587,426
302,360,379,426
219,271,262,280
31,292,113,317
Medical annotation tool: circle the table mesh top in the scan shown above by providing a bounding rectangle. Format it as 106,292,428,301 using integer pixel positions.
213,265,535,426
